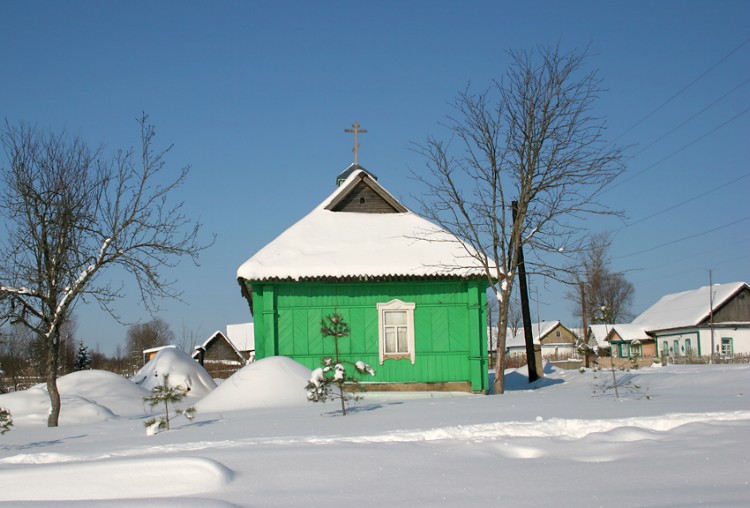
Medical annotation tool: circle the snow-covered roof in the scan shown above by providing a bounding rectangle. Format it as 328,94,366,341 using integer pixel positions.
226,323,254,352
142,345,176,355
237,169,495,282
504,321,562,348
608,324,651,342
192,328,253,363
586,324,650,344
632,282,748,331
336,162,377,184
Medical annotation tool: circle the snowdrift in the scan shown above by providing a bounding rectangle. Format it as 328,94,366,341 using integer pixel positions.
0,370,150,426
196,356,312,412
131,347,217,398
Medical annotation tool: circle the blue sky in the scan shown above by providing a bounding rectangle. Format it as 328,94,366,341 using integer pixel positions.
2,1,748,355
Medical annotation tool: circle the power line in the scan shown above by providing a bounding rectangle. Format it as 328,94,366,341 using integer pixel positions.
614,215,750,260
615,36,750,141
614,172,750,231
626,236,750,274
630,252,750,284
607,106,750,192
634,76,750,157
625,237,750,284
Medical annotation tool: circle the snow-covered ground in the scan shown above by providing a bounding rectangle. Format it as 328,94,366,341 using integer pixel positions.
0,354,748,507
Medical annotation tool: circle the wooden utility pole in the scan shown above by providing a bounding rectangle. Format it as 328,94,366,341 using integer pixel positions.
709,269,715,363
512,201,538,382
344,121,367,164
580,281,589,368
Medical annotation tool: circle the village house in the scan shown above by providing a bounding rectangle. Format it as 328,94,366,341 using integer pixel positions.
192,323,254,378
633,281,750,360
587,281,749,367
587,324,656,369
236,164,495,393
504,320,579,359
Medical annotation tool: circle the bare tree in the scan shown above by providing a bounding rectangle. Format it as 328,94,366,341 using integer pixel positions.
88,344,128,376
0,324,34,392
507,294,523,339
414,45,624,394
125,317,175,367
0,114,210,426
568,232,634,324
176,321,202,354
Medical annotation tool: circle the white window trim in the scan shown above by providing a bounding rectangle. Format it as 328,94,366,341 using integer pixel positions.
721,337,734,357
377,299,416,365
630,344,642,357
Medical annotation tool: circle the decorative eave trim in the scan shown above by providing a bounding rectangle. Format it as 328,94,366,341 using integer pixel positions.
238,274,488,284
646,322,750,336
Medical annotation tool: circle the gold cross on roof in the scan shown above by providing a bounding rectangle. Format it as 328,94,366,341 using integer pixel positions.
344,121,367,164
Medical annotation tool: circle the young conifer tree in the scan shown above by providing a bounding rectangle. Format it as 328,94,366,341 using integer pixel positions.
74,342,92,371
0,407,12,434
306,311,375,415
143,373,196,434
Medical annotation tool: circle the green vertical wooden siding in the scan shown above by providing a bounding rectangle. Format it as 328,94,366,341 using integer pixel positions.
248,279,488,392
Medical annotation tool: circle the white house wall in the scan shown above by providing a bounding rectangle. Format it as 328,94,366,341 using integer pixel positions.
652,327,750,357
710,328,750,356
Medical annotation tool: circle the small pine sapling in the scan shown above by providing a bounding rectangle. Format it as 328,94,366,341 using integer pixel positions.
143,373,196,435
74,341,92,371
0,407,12,435
306,311,375,415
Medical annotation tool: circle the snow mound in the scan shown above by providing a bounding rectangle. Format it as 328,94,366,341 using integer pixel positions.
56,370,152,417
0,388,113,426
196,356,312,412
131,347,217,398
0,456,233,501
0,370,151,426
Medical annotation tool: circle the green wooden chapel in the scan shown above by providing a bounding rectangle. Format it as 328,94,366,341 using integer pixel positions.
237,164,493,392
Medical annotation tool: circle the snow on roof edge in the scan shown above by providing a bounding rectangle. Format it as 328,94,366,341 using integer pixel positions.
236,168,497,282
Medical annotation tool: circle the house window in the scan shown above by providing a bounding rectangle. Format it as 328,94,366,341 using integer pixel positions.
616,342,629,358
674,340,680,357
630,344,641,357
377,299,416,365
684,338,692,356
721,337,733,357
555,330,561,338
662,341,669,357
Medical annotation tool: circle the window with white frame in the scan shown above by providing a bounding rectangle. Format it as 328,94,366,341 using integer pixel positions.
377,299,416,365
630,343,642,357
615,342,628,358
721,337,733,357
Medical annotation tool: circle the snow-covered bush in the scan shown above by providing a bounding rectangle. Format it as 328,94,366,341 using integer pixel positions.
143,373,196,435
305,311,375,416
0,406,12,434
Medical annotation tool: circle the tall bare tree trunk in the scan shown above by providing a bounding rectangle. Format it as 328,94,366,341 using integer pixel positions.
493,293,510,394
493,325,506,394
46,334,61,427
